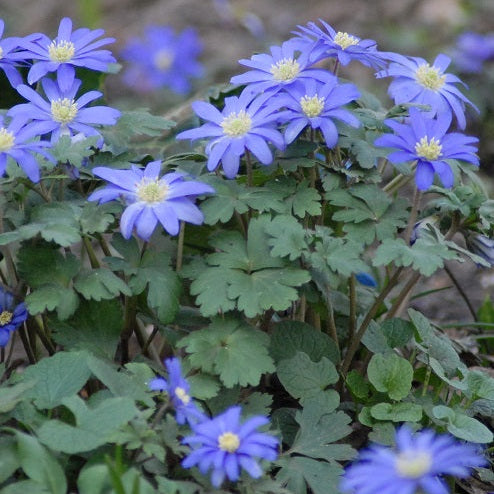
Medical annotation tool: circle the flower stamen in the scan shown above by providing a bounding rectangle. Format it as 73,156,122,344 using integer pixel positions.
415,63,446,91
334,31,359,49
270,57,300,81
300,94,325,117
48,40,75,63
174,386,191,405
0,128,15,152
218,432,240,453
153,49,174,71
51,98,78,124
136,178,169,203
415,136,443,160
0,310,13,326
221,110,252,137
395,450,432,478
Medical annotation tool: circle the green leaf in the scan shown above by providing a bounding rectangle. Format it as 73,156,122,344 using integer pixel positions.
270,320,340,364
79,202,115,234
37,395,139,453
187,373,220,400
74,268,132,301
51,299,123,359
346,370,370,400
277,352,338,403
380,318,414,348
52,135,99,167
370,402,423,422
367,353,413,400
373,238,458,276
0,436,20,483
129,250,181,324
13,431,67,494
22,351,91,409
432,405,493,443
266,215,309,261
276,456,344,494
25,285,79,320
329,184,408,244
179,318,274,388
0,380,36,413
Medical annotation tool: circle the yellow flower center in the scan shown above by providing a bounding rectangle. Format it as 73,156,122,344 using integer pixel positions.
218,432,240,453
136,178,169,203
51,98,78,124
270,57,300,81
48,40,75,63
221,110,252,137
415,64,446,91
0,46,4,60
395,450,432,478
0,310,13,326
174,386,191,405
414,136,443,160
333,31,359,49
0,128,15,152
300,94,325,117
153,49,174,71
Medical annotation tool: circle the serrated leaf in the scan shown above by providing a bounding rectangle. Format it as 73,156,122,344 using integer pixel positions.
37,395,139,453
74,268,132,301
370,402,423,422
380,318,414,348
276,456,344,494
373,238,458,276
367,353,413,400
52,135,99,167
266,215,309,261
270,320,340,364
277,352,338,402
51,299,123,359
79,202,115,234
25,285,79,320
22,351,91,409
179,318,274,388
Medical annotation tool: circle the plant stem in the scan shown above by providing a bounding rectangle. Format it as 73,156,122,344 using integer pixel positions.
176,221,185,272
340,267,403,379
348,274,356,341
245,149,253,188
403,187,421,245
444,263,477,321
82,236,100,268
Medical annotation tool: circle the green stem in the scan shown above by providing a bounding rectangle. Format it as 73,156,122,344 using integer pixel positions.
325,286,340,354
245,149,253,188
19,323,36,364
82,236,100,268
340,267,403,379
403,187,421,245
348,274,356,341
444,264,477,321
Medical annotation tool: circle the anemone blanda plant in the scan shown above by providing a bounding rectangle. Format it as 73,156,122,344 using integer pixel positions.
88,160,215,240
375,107,479,190
17,17,116,91
340,426,486,494
0,287,28,347
120,25,203,94
176,89,285,180
376,53,478,129
8,76,120,144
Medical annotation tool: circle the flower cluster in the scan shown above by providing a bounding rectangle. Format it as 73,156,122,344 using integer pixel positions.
340,425,486,494
0,287,28,347
120,25,203,94
149,358,279,488
177,18,478,191
0,17,120,182
88,160,214,241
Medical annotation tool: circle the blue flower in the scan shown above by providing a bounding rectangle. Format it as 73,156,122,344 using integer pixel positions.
452,32,494,73
230,39,334,96
374,107,479,190
88,160,214,240
293,19,388,69
340,426,486,494
120,26,203,94
376,53,477,129
149,357,206,425
355,272,377,288
0,19,32,87
182,406,278,488
0,288,28,347
176,90,285,178
8,76,120,144
18,17,116,91
274,77,360,147
0,114,53,183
